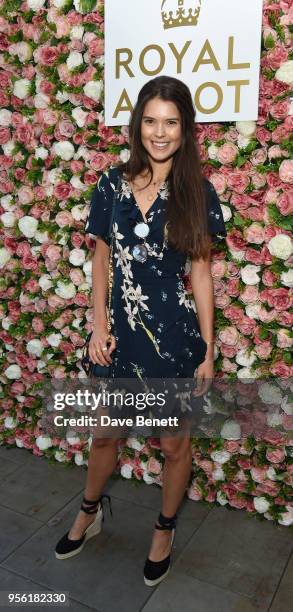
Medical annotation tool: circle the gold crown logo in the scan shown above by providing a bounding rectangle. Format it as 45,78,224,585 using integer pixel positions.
161,0,202,30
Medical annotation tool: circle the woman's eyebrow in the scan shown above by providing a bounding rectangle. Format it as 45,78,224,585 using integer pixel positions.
142,115,180,120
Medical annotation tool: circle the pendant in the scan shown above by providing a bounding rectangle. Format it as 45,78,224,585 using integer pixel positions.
132,244,148,263
134,222,150,239
147,194,154,201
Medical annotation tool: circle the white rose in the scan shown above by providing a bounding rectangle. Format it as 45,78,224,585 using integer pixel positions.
240,264,261,285
70,25,84,40
66,431,81,445
36,435,53,450
235,349,256,367
83,80,103,102
143,472,156,484
221,204,232,222
220,420,241,440
4,364,22,379
237,367,257,381
1,212,15,227
55,450,66,462
267,412,283,427
230,249,245,262
281,269,293,288
71,204,88,221
69,248,86,266
208,144,218,160
55,280,76,299
47,168,62,185
13,78,31,100
83,260,92,276
2,140,16,156
46,333,62,348
258,382,282,405
35,146,48,160
121,464,133,479
281,396,293,416
27,339,44,357
0,109,12,126
126,437,145,451
119,149,130,163
0,247,11,268
278,507,293,526
16,438,24,448
75,452,86,466
72,318,82,329
2,317,12,330
53,140,75,161
74,0,98,14
18,216,38,238
237,135,251,149
236,121,256,137
35,230,50,244
275,60,293,85
245,303,262,320
71,106,88,128
70,176,87,191
253,496,270,513
266,467,277,481
53,0,68,8
268,234,292,260
39,274,53,291
10,41,32,62
210,450,231,464
216,491,228,505
56,90,70,104
1,194,14,210
212,467,225,481
4,416,18,429
66,51,83,70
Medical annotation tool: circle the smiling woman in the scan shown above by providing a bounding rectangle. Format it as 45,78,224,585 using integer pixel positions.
55,75,227,588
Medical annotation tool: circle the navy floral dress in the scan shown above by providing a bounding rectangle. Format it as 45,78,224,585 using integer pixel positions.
85,165,227,379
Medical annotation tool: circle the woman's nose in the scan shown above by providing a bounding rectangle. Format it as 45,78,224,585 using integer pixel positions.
154,124,166,138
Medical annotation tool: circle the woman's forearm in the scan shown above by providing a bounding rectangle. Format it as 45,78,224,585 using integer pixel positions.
92,247,109,328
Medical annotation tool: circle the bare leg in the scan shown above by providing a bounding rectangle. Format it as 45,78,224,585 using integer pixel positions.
68,436,120,540
147,434,192,561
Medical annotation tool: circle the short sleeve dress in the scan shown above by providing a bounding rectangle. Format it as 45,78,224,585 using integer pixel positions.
85,165,227,379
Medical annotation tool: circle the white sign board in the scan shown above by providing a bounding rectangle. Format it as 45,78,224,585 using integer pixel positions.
105,0,263,126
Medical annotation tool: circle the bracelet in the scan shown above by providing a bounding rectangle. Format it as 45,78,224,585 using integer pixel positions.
205,340,215,346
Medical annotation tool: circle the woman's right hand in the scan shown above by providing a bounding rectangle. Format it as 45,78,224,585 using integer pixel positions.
89,326,117,366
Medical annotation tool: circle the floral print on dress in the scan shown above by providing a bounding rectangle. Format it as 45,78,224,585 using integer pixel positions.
85,166,227,378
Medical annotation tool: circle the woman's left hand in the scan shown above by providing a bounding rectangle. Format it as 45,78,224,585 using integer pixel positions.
193,356,214,396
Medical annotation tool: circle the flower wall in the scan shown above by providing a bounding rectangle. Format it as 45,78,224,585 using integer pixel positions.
0,0,292,526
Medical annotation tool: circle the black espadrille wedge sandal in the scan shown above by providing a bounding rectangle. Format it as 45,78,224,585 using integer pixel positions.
55,494,112,560
143,512,177,587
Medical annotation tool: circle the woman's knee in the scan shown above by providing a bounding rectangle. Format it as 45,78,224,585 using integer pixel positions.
160,436,191,461
91,436,120,450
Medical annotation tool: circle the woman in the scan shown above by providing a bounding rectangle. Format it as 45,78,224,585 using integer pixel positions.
55,76,227,586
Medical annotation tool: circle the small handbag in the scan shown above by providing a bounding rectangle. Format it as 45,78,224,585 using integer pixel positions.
81,175,121,377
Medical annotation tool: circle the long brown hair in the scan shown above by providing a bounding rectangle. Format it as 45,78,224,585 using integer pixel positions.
118,76,210,260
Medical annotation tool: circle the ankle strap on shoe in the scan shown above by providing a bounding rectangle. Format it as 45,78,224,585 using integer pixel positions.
155,512,177,531
81,494,112,517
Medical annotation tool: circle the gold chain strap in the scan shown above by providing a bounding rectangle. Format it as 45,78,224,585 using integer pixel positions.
106,241,114,337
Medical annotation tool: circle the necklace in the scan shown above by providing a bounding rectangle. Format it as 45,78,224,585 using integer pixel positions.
132,176,167,202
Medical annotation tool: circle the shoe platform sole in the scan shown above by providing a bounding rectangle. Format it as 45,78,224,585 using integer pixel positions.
55,518,102,560
144,566,170,587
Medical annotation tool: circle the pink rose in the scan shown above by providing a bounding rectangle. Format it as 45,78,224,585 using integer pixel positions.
226,171,250,194
279,160,293,184
244,224,265,244
276,329,292,349
266,288,291,311
209,173,227,195
18,186,34,205
88,38,104,57
46,245,61,262
240,286,259,304
38,46,59,66
55,210,73,228
53,183,72,200
219,326,239,346
32,317,45,333
91,153,112,172
251,467,267,483
57,120,75,138
276,192,293,216
188,483,203,501
147,457,161,475
217,143,238,165
270,362,292,377
250,148,267,166
266,448,286,464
